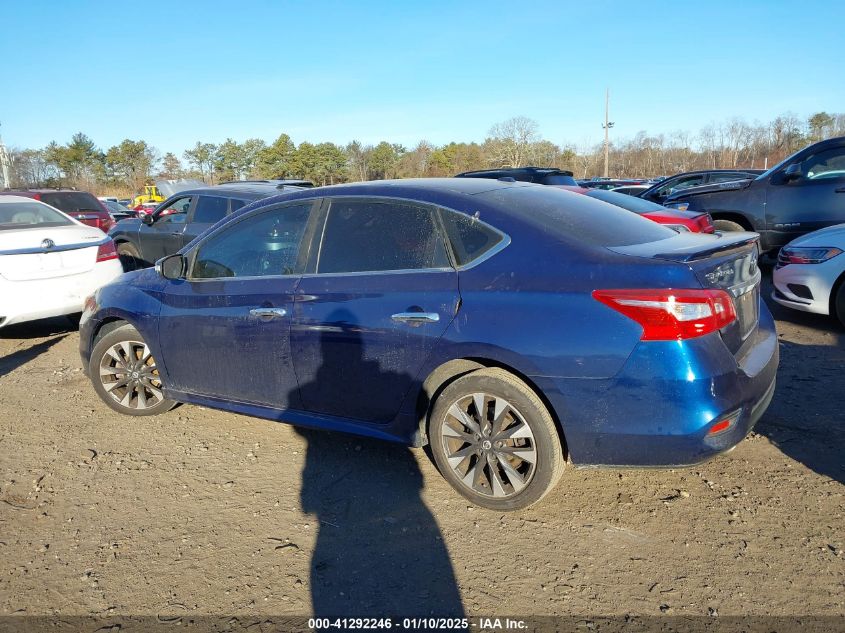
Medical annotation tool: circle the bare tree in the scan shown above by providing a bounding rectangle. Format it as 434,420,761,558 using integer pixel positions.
485,116,541,167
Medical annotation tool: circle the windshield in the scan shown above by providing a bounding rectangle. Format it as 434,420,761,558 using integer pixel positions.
585,189,666,214
0,201,75,230
103,200,131,212
756,145,807,180
478,186,676,247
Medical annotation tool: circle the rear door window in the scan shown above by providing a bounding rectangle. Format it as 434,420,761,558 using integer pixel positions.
192,196,229,224
317,200,450,274
439,209,505,266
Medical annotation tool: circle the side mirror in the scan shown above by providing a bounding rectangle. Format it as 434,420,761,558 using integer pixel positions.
782,163,803,182
155,254,186,280
141,213,155,225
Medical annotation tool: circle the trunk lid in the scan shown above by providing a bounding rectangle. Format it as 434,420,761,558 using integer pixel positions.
0,225,105,281
610,232,762,356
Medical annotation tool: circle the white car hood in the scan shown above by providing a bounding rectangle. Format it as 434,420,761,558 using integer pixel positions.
0,224,106,253
786,223,845,248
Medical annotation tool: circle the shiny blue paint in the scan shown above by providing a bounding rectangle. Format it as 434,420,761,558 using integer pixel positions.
291,269,459,423
80,179,780,467
156,275,301,409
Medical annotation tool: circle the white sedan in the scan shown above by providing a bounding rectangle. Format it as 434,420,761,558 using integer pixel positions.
772,223,845,326
0,195,124,329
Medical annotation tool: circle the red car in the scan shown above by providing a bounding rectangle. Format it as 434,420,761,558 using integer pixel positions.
556,186,715,233
0,189,114,233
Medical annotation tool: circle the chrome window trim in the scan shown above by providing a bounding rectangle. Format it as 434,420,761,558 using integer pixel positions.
311,195,511,276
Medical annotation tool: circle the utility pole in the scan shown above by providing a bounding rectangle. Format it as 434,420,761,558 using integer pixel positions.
602,89,614,178
0,123,11,189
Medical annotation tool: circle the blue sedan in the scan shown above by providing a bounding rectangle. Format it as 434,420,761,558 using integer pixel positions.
79,178,778,510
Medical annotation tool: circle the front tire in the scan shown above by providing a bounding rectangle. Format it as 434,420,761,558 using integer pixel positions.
116,242,142,272
428,368,565,511
712,219,745,232
89,323,176,416
834,280,845,328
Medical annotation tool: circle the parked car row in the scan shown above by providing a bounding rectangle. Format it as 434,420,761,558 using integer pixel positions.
3,136,842,511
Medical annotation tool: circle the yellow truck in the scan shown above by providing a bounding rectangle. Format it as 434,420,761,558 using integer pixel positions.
131,185,165,208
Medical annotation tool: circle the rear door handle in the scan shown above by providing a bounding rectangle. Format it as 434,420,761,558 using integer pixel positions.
835,187,845,193
250,307,288,320
391,311,440,324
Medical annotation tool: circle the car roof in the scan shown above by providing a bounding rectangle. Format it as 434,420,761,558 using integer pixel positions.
166,183,305,200
456,166,573,177
0,194,41,204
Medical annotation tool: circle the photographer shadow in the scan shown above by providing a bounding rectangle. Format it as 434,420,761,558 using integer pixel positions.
291,310,464,618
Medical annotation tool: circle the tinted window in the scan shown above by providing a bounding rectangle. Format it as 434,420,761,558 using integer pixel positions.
0,201,74,230
230,199,246,213
39,192,103,213
193,196,229,224
540,174,577,186
318,200,449,274
802,147,845,180
157,196,191,225
478,186,675,247
440,209,504,266
655,175,704,197
191,204,310,279
709,172,752,184
586,189,666,214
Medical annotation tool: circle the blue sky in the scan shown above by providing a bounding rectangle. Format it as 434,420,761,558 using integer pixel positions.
1,0,842,155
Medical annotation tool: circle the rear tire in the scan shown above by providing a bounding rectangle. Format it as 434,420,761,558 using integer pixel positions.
89,323,176,416
713,219,745,232
116,242,142,272
428,367,565,511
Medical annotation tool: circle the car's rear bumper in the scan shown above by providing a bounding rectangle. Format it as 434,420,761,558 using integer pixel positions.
0,261,123,329
538,298,779,467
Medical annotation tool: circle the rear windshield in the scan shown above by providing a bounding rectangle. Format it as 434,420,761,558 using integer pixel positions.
39,192,104,213
0,201,74,230
539,174,577,186
478,186,676,247
585,189,666,214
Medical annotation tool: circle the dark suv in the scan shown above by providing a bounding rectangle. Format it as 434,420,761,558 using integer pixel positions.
455,167,577,186
664,137,845,252
0,189,113,232
109,181,306,270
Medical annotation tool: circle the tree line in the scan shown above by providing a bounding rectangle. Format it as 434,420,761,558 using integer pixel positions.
5,112,843,195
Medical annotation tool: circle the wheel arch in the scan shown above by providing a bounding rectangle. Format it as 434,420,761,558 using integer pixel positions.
830,268,845,322
91,317,132,348
708,211,754,231
416,357,568,458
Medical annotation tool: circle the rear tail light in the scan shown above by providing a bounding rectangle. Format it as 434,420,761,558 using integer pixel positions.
96,240,119,263
592,288,737,341
698,214,715,233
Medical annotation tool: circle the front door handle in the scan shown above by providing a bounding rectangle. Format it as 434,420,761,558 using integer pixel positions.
835,187,845,193
250,307,288,320
391,311,440,324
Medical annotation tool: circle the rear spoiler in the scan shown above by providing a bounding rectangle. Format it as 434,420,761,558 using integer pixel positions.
609,232,760,263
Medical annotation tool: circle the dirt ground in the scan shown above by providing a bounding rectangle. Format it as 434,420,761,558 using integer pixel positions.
1,272,843,623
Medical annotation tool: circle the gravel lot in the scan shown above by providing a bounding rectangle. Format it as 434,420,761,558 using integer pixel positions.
0,272,843,623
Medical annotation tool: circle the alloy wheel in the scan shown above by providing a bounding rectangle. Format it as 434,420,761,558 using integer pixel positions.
98,340,164,410
439,392,537,498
